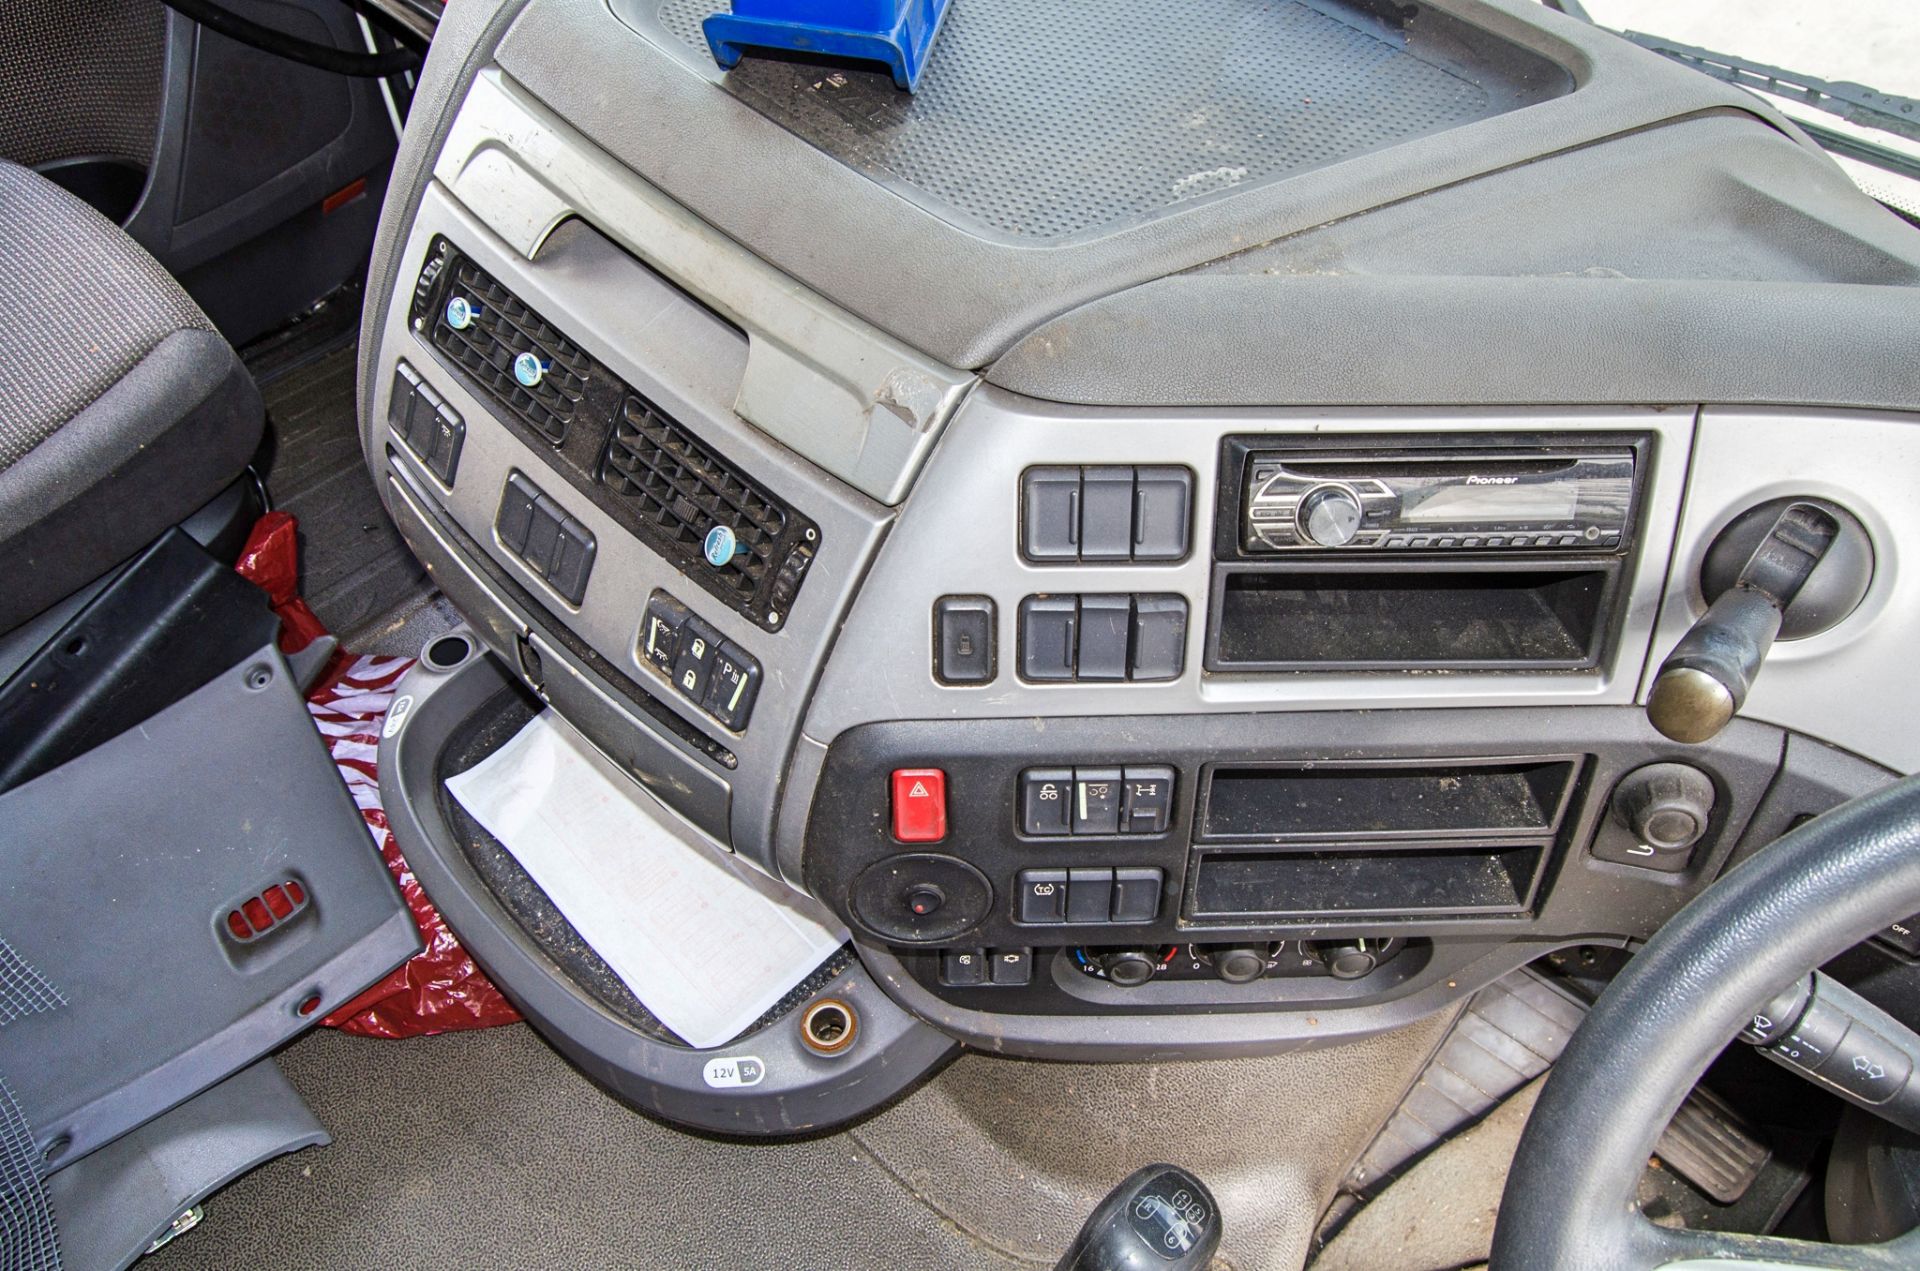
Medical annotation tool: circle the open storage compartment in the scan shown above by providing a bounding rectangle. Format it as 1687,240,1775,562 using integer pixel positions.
1190,843,1546,918
1208,562,1616,671
374,647,956,1135
1203,760,1576,841
1184,757,1580,921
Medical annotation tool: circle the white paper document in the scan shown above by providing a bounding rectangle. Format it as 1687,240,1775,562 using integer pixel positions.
445,709,849,1048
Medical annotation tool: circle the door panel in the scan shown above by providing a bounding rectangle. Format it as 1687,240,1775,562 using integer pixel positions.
0,641,417,1168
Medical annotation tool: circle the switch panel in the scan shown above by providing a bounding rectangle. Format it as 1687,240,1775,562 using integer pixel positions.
1016,594,1188,683
638,589,763,731
1020,465,1194,563
390,361,465,485
1015,867,1165,926
493,472,596,604
940,948,1034,987
1020,766,1177,837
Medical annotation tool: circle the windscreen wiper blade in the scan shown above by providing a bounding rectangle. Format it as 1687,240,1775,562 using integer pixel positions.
1620,33,1920,146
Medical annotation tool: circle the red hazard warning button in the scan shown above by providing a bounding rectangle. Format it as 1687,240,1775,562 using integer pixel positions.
891,768,948,843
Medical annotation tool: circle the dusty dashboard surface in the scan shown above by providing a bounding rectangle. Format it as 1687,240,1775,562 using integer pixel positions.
358,0,1920,1124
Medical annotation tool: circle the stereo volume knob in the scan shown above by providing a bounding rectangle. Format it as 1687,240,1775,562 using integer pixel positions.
1298,484,1364,547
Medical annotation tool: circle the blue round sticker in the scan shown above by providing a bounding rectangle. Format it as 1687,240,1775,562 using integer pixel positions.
703,525,739,568
445,296,476,329
513,352,546,387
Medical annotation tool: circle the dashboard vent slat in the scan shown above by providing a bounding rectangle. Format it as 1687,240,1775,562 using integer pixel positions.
603,395,788,603
430,259,590,446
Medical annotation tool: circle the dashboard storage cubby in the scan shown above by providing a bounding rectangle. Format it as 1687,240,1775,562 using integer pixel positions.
1186,759,1576,920
1209,563,1615,671
1188,843,1548,918
1202,761,1577,840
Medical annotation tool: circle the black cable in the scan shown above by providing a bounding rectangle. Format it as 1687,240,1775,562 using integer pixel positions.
160,0,422,77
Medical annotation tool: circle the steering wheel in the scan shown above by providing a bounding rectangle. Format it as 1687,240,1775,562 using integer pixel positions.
1492,775,1920,1270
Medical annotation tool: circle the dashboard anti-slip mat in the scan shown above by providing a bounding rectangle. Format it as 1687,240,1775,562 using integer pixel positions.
655,0,1567,240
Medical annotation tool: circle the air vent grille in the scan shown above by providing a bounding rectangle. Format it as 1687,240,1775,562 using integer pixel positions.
430,258,592,445
603,395,787,604
411,236,819,630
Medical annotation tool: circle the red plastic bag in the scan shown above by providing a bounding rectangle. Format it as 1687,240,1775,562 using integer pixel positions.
306,655,521,1037
235,512,521,1037
234,510,331,656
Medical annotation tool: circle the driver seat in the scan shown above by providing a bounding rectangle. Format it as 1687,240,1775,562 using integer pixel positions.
0,160,263,633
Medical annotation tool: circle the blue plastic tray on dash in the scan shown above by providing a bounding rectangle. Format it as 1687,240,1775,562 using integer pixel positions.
703,0,954,92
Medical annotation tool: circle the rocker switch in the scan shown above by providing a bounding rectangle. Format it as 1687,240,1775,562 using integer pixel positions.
934,596,996,684
1121,768,1175,834
1021,467,1081,561
1021,768,1073,836
1079,467,1136,561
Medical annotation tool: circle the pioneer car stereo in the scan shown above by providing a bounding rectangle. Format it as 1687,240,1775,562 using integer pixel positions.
1237,442,1636,553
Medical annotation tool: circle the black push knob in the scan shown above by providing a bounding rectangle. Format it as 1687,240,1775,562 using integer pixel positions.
904,886,944,917
1611,763,1716,852
1055,1164,1221,1271
1209,945,1269,985
1099,950,1159,988
1298,484,1364,547
1309,939,1380,981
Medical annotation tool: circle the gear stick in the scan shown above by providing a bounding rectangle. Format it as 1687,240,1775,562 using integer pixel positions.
1054,1164,1221,1271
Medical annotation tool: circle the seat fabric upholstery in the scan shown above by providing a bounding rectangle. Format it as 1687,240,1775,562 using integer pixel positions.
0,161,263,632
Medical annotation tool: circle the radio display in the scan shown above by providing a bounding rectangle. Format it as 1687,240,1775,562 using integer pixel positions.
1400,481,1579,525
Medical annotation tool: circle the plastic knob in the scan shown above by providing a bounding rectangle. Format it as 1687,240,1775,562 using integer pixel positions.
1099,950,1159,988
1309,939,1379,980
1210,945,1269,984
1297,484,1364,547
513,351,548,387
1612,762,1716,852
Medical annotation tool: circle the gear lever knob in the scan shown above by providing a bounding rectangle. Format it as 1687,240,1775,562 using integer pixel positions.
1054,1164,1221,1271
